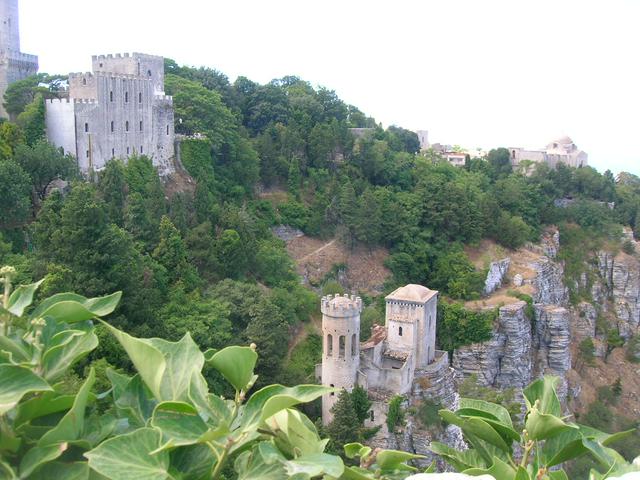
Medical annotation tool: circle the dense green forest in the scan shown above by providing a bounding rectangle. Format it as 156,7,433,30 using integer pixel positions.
2,59,640,479
1,59,640,400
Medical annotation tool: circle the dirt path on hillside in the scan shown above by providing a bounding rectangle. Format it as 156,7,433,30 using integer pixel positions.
287,315,322,358
299,239,337,263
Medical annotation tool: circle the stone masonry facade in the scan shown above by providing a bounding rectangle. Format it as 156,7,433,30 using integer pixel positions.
0,0,38,119
45,53,175,176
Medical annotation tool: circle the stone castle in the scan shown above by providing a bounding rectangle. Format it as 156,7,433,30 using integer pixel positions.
510,136,588,169
45,53,176,176
0,0,38,119
318,284,453,427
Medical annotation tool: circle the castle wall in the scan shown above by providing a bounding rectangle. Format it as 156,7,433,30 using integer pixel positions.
0,0,38,119
45,99,76,158
92,53,165,94
0,0,20,53
47,54,175,175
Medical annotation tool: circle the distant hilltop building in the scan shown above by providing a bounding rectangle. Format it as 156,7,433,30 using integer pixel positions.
0,0,38,119
415,130,429,150
510,136,588,169
317,285,456,428
45,53,175,176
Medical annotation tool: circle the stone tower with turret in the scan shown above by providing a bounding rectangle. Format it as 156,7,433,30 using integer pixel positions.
320,294,362,424
0,0,38,119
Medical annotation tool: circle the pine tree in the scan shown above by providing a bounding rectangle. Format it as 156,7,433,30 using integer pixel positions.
325,389,361,456
350,385,372,425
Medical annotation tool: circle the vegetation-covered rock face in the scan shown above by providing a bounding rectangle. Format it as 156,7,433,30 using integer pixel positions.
1,60,640,478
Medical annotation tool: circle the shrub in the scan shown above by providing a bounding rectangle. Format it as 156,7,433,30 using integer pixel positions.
386,395,405,433
417,399,444,429
622,239,635,255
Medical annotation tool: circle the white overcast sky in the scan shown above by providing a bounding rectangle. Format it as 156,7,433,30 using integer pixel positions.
20,0,640,175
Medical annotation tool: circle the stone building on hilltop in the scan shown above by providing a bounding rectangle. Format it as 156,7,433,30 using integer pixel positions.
45,53,175,176
0,0,38,119
510,136,588,169
318,284,456,428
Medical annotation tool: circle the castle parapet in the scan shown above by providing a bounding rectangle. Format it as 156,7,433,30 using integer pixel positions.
321,294,362,316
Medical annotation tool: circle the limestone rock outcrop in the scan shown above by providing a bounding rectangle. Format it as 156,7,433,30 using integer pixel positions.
453,301,532,389
532,257,568,306
534,305,571,377
483,258,510,296
596,251,640,338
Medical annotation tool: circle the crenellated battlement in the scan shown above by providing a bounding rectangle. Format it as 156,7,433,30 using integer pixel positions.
73,98,98,104
46,98,72,104
69,72,94,79
154,94,172,101
1,49,38,63
321,294,362,317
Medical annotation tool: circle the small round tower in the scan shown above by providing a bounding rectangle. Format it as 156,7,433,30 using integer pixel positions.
320,293,362,425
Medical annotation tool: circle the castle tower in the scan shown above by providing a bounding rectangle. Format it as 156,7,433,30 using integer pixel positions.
385,284,438,368
320,294,362,425
0,0,38,119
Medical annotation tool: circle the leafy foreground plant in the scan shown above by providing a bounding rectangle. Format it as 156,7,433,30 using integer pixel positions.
431,376,640,480
0,268,423,479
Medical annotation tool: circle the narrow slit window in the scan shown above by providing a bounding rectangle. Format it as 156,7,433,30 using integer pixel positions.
111,148,115,157
84,123,89,132
339,336,345,358
110,121,114,133
166,125,170,135
370,410,374,421
139,92,142,103
351,333,357,356
140,145,143,154
125,92,129,103
110,91,113,102
82,77,87,85
399,326,403,337
86,150,90,158
330,384,335,396
127,147,130,154
125,121,129,132
327,334,333,357
139,120,143,131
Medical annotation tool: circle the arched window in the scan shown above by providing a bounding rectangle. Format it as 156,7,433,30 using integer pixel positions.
351,333,357,356
369,410,374,421
82,77,86,85
399,326,403,337
84,123,89,133
125,121,129,132
327,334,333,357
339,336,345,358
147,69,152,77
110,121,114,133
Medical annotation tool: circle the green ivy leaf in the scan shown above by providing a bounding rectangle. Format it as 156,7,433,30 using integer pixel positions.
344,442,371,460
429,441,488,471
241,384,333,431
150,401,208,449
109,372,155,429
376,449,424,470
285,453,344,478
84,428,171,480
35,292,122,324
38,368,95,446
29,462,90,480
463,455,516,480
19,444,67,478
441,409,512,453
458,397,514,427
41,330,98,382
207,346,258,393
0,364,52,414
6,279,43,317
102,324,204,403
234,442,287,480
524,406,575,442
14,391,77,427
523,376,561,417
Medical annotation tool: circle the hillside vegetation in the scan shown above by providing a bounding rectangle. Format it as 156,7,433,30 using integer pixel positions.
1,59,640,478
